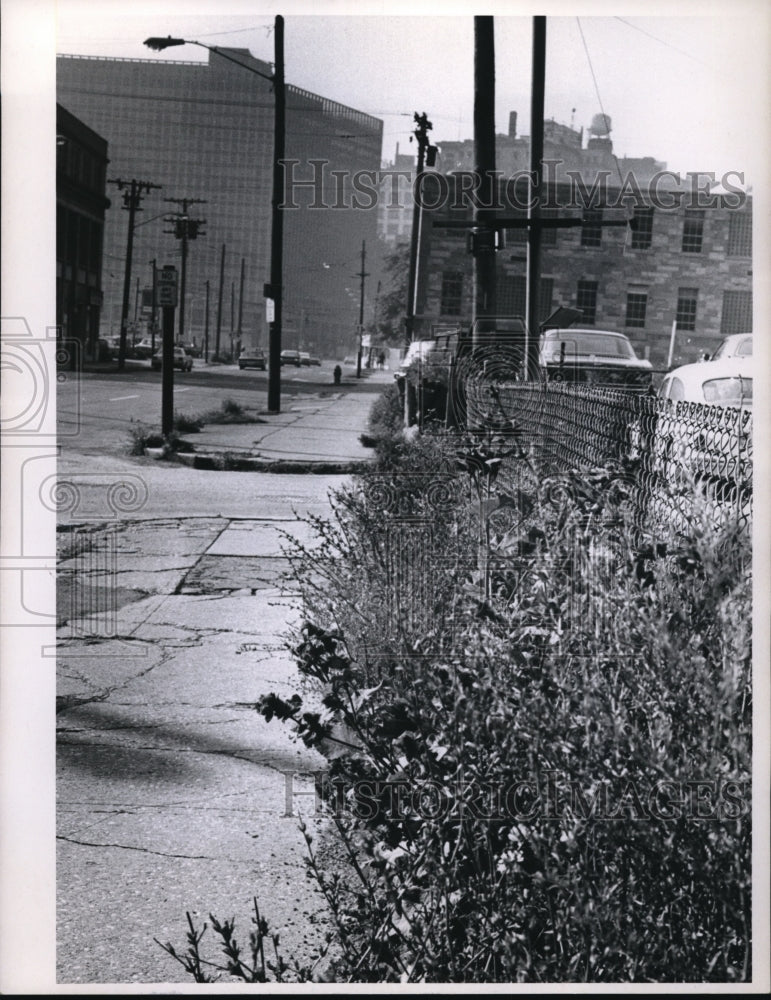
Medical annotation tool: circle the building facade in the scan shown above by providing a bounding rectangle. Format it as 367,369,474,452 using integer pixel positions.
57,50,383,358
56,103,110,360
414,114,752,368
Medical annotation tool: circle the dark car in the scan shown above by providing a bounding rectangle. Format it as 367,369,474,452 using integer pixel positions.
239,348,266,370
280,350,301,367
151,346,193,372
181,341,202,359
540,328,652,390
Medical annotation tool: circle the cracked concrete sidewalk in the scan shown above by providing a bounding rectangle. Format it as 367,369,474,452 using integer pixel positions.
54,379,391,984
56,513,338,984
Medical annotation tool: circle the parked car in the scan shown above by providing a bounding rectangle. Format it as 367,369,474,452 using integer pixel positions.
709,333,753,361
132,338,156,359
299,351,312,366
342,355,357,366
308,355,321,366
238,348,266,370
658,356,752,407
280,349,301,367
540,328,653,390
181,341,202,358
151,346,193,372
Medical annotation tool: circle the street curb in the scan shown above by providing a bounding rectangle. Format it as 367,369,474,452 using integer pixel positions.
145,447,372,474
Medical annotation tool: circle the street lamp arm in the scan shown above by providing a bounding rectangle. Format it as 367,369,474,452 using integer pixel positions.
143,36,274,83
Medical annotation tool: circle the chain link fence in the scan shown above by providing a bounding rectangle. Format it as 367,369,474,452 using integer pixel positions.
464,377,753,537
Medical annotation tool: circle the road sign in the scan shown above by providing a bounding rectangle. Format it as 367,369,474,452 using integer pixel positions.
158,267,178,308
266,298,275,323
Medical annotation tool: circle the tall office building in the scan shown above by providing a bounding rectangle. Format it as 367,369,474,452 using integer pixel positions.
57,49,383,357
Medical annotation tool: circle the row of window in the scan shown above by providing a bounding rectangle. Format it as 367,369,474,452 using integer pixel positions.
439,271,753,336
505,206,751,255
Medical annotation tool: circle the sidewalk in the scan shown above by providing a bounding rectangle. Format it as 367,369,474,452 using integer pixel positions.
55,375,390,984
139,367,395,473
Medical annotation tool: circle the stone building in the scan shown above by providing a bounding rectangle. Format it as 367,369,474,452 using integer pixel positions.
413,113,751,368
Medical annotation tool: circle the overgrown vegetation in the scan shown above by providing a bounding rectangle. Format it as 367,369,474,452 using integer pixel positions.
161,388,751,983
127,424,192,456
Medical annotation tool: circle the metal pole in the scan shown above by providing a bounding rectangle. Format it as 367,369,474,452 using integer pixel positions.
216,243,225,359
204,279,210,362
526,16,546,379
161,300,175,437
150,259,158,353
267,14,285,412
237,257,245,352
357,240,366,377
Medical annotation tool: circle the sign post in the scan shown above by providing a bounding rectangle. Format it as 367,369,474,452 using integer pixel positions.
158,266,178,438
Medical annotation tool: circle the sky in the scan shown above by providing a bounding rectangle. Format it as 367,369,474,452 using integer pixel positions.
51,0,771,183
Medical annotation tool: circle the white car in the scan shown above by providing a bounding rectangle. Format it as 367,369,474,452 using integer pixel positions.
658,356,752,407
709,333,752,360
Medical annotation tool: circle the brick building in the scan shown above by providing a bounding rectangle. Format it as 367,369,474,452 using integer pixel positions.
56,103,110,361
57,50,383,358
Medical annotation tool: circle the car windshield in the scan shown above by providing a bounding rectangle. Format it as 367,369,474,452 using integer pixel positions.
544,333,635,359
712,337,752,359
703,376,752,404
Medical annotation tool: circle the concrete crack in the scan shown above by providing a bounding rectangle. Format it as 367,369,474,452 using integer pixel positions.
56,834,217,861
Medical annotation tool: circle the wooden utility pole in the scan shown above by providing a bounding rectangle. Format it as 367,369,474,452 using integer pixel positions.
473,16,497,333
109,177,161,369
526,16,546,378
405,112,433,344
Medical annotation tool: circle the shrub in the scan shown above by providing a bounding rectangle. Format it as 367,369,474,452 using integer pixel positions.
173,411,204,433
254,426,751,983
127,424,193,456
161,422,751,983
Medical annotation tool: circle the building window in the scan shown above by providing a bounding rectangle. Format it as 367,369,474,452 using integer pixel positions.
440,271,464,316
499,274,526,316
625,291,648,328
581,209,603,248
631,207,654,250
681,209,705,253
720,290,753,333
576,280,598,325
675,287,698,331
727,212,752,256
499,275,553,322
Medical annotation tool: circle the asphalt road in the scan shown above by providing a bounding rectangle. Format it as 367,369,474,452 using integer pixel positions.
58,360,382,456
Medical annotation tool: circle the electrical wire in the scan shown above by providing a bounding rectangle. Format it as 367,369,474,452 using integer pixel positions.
613,17,708,67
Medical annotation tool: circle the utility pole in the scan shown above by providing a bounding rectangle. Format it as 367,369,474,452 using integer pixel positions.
237,257,245,354
266,14,285,412
109,177,161,370
150,259,158,353
216,243,226,359
164,197,207,346
526,16,546,378
473,16,497,336
405,112,435,345
204,279,210,362
356,240,369,378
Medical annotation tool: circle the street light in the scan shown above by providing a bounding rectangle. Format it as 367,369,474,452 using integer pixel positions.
144,20,285,412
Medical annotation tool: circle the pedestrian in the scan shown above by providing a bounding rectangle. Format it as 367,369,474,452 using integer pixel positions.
379,350,386,369
333,364,342,385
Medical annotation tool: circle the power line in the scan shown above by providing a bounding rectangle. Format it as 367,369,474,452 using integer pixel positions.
613,17,708,66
